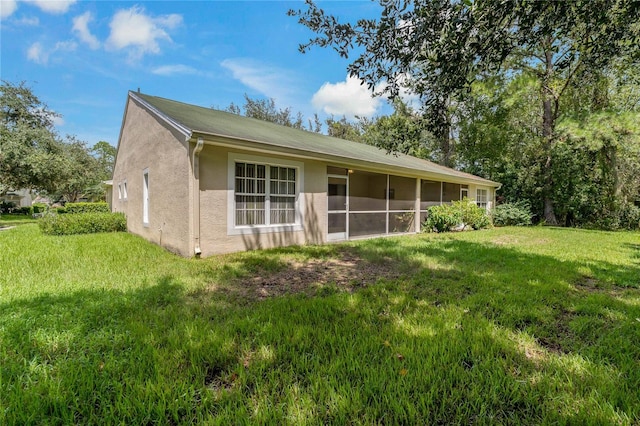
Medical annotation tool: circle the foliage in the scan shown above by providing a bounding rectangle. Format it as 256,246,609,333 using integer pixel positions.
423,204,462,233
225,94,306,130
92,141,117,180
493,202,533,227
362,100,436,161
63,202,110,214
32,203,47,214
52,137,107,203
456,199,492,230
1,81,115,201
1,226,639,423
290,0,640,223
0,80,67,194
0,201,16,214
39,212,125,235
325,114,364,142
424,200,491,233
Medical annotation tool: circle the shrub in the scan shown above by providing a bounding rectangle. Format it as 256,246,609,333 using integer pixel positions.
32,203,48,214
423,204,463,233
64,202,110,214
39,212,126,236
620,204,640,230
0,201,16,214
492,201,533,227
455,199,492,230
16,206,33,216
423,199,491,232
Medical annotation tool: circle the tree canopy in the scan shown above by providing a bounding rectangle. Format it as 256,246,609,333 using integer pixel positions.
289,0,640,226
1,80,115,202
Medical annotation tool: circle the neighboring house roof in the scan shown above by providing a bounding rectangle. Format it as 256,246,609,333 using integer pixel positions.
131,92,499,187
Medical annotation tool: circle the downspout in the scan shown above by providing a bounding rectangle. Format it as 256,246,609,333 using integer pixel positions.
192,137,204,256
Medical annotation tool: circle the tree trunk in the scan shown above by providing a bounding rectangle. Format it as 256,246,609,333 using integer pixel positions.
541,47,559,225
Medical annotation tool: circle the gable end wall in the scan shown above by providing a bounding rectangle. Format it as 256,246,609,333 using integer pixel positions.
111,98,192,256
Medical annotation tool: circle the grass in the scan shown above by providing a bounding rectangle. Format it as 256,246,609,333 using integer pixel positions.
0,213,38,226
1,225,639,424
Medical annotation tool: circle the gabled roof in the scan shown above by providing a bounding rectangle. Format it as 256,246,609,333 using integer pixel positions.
130,91,499,187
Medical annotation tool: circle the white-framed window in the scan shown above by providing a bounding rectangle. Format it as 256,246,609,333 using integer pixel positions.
143,169,149,225
476,188,488,209
123,180,128,200
228,153,304,234
461,185,469,200
234,162,297,226
117,183,122,200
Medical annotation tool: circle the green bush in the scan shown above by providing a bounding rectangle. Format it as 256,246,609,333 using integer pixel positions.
64,202,110,214
492,201,533,227
423,199,491,232
39,212,126,236
455,199,492,230
16,206,33,216
424,204,462,232
0,201,16,214
620,204,640,230
32,203,48,214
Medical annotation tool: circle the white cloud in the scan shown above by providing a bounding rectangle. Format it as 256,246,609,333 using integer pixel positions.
72,11,100,49
27,39,76,65
106,6,182,60
221,58,296,102
2,0,75,19
27,41,47,64
152,64,198,76
0,0,18,19
13,15,39,25
54,39,76,51
23,0,76,14
312,75,383,118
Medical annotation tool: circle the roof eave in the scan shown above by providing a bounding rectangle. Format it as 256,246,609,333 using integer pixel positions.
192,130,500,187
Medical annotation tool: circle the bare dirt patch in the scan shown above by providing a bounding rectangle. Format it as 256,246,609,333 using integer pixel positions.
574,275,626,297
229,249,403,300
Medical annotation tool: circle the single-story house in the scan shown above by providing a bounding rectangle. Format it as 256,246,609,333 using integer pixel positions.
1,189,32,208
111,91,500,257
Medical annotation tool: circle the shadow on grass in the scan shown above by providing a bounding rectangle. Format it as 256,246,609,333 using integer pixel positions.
2,236,639,424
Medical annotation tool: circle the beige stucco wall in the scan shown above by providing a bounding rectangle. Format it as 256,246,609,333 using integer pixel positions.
111,98,192,256
198,145,327,256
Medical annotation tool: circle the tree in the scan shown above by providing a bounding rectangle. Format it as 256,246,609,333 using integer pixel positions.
289,0,640,224
1,81,116,202
362,100,436,161
325,115,364,142
225,94,306,130
0,80,66,193
91,141,117,181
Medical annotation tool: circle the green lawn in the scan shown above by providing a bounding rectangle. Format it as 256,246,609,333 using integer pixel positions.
1,225,639,424
0,213,38,226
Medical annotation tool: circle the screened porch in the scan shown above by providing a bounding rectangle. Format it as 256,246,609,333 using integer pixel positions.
327,167,470,240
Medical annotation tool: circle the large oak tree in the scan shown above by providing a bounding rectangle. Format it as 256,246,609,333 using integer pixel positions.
289,0,640,224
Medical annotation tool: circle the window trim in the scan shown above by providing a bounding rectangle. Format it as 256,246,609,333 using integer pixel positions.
117,183,122,200
123,180,128,200
227,153,304,236
476,188,488,209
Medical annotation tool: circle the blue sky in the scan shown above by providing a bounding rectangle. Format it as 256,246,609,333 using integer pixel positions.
1,0,389,147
